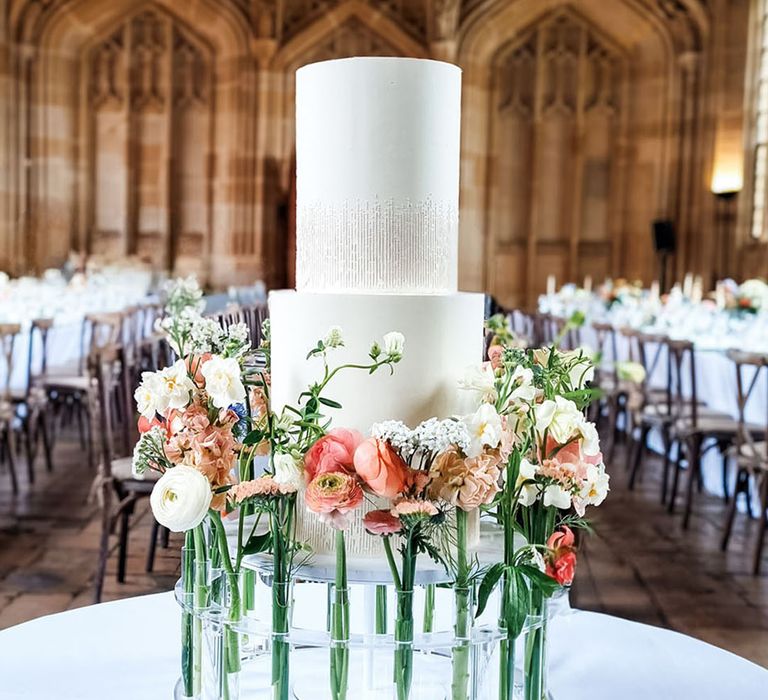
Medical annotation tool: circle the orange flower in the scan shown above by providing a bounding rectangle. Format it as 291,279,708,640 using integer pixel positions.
363,509,402,536
429,448,501,511
353,438,411,499
304,428,363,481
545,526,577,586
304,472,364,530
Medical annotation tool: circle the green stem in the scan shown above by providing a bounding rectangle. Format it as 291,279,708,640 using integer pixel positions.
270,503,292,700
500,451,521,700
375,585,388,635
394,534,415,700
181,531,195,698
210,511,241,677
330,530,349,700
422,584,434,633
452,510,471,700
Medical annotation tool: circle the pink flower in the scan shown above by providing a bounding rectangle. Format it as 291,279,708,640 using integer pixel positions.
231,476,292,503
363,509,402,536
181,404,210,434
304,428,364,481
353,438,411,499
488,344,504,370
304,471,364,529
429,448,501,511
392,499,439,518
138,415,164,435
545,526,577,586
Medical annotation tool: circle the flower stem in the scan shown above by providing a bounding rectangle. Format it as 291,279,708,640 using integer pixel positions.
330,530,349,700
422,584,434,633
452,510,471,700
375,585,388,635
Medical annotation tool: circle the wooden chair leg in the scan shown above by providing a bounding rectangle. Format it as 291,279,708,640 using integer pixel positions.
93,486,113,603
116,501,135,584
683,433,703,530
4,425,19,494
721,468,747,551
668,440,685,514
39,413,53,473
606,395,619,465
660,427,672,504
753,475,768,575
23,420,35,484
146,519,160,573
628,424,649,490
721,444,730,503
75,397,86,449
161,526,170,548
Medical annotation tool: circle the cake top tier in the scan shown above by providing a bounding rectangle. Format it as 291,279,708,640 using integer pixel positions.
295,57,461,294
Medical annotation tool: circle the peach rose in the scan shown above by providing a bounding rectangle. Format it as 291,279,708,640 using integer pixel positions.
304,472,364,529
363,509,402,536
545,526,577,586
353,438,411,499
304,428,364,481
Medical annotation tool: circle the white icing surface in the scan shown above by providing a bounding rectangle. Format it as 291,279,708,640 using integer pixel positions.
295,57,461,293
268,290,484,434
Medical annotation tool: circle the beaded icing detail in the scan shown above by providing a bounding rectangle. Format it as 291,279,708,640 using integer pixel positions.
296,196,458,293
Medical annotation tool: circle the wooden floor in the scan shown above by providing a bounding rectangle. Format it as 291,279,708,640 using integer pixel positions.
1,429,767,667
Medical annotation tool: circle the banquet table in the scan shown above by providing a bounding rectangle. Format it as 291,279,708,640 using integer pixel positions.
0,591,765,699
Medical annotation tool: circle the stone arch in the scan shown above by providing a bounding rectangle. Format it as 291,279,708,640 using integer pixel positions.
456,0,705,305
8,0,256,284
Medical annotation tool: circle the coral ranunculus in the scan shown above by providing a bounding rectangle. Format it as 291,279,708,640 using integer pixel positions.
304,428,364,481
363,509,402,536
304,472,364,529
545,525,577,585
353,437,411,499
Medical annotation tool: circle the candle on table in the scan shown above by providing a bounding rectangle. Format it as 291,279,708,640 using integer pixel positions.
547,274,556,296
583,275,593,293
650,280,660,301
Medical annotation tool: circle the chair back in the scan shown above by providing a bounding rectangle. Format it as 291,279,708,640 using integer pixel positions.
88,344,134,476
0,323,21,401
79,312,124,375
666,338,699,428
25,318,54,395
592,321,619,383
727,349,768,465
628,330,670,413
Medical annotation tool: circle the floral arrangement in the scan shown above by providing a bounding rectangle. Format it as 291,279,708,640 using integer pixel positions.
730,278,768,314
132,278,609,700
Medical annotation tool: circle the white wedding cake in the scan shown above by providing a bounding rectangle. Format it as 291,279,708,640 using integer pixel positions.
269,57,485,558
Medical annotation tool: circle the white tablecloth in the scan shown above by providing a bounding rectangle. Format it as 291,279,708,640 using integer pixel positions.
0,591,764,699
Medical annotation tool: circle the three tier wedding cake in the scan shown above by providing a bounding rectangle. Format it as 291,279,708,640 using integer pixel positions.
269,57,485,557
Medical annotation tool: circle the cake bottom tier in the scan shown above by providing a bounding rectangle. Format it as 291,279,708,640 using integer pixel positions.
268,290,485,435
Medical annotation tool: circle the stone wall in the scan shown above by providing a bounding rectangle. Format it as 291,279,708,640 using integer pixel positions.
0,0,757,305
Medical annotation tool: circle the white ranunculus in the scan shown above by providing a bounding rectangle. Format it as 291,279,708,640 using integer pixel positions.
543,483,572,510
134,371,165,419
459,363,497,405
535,396,583,445
516,458,540,506
463,403,503,458
273,452,304,491
382,331,405,358
201,355,246,409
150,465,212,532
578,417,601,457
324,326,344,348
160,359,196,412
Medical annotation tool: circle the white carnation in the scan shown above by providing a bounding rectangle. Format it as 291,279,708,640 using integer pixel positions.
150,465,212,532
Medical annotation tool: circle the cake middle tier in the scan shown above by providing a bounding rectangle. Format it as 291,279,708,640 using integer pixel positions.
269,290,485,434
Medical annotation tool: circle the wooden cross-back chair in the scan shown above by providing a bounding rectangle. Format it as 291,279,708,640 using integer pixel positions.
90,344,160,602
721,350,768,574
0,323,21,492
591,321,626,462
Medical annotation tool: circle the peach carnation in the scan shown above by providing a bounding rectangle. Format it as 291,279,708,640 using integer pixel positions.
392,499,439,518
230,476,292,503
430,448,502,511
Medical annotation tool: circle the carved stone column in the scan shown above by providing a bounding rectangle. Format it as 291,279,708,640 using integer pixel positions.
674,51,703,282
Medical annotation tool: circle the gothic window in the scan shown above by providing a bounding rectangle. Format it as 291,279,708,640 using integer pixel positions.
749,0,768,239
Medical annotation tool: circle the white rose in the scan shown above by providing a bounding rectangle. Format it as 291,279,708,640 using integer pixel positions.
160,359,196,412
201,356,246,409
459,363,497,404
543,483,572,510
463,403,503,458
134,371,164,419
578,417,601,457
382,331,405,358
535,396,583,445
516,458,540,506
273,452,304,491
150,465,212,532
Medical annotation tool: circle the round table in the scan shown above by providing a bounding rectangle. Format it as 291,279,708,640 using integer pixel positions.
0,591,764,699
